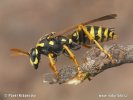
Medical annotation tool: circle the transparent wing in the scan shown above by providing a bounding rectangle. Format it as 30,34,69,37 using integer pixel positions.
56,14,117,36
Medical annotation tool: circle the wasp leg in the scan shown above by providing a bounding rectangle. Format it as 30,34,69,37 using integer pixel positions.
63,45,82,74
48,53,59,80
77,24,115,63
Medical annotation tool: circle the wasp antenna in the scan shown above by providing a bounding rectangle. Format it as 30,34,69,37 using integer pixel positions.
10,48,29,56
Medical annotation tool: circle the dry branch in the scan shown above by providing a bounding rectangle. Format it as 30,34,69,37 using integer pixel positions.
43,44,133,85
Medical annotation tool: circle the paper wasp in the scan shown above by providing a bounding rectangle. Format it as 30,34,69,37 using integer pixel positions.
11,14,117,80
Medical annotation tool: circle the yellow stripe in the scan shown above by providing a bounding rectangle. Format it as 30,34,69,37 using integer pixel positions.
49,41,54,45
76,32,79,40
35,49,38,55
90,26,95,38
69,39,72,44
104,28,108,41
33,58,38,64
73,32,77,36
109,32,113,38
98,27,102,41
61,38,67,42
36,43,45,47
30,57,38,65
30,59,34,66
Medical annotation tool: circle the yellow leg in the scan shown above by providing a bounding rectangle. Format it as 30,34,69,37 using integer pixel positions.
63,45,81,73
48,53,59,80
78,24,114,63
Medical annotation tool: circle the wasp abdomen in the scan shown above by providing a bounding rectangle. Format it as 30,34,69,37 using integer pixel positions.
72,25,117,45
86,25,116,42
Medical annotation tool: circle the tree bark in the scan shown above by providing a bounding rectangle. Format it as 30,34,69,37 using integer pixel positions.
43,44,133,85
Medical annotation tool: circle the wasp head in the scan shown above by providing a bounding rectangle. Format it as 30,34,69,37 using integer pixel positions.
29,47,40,69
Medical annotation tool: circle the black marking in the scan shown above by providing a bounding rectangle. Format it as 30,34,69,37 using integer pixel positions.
86,25,91,32
112,32,115,39
79,30,86,44
101,28,105,42
107,30,110,41
94,26,99,41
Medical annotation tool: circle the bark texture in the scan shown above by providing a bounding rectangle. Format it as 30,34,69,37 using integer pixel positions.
43,44,133,85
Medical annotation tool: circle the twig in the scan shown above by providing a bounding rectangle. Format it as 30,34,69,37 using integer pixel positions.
43,44,133,85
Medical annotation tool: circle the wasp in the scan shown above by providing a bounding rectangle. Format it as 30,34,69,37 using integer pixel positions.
11,14,117,80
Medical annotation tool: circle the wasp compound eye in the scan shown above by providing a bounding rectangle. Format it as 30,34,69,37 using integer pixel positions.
29,48,40,69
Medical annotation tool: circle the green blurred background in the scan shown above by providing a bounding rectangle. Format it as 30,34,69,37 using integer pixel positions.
0,0,133,100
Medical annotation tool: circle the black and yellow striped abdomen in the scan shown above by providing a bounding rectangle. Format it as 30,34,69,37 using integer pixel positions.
71,25,117,45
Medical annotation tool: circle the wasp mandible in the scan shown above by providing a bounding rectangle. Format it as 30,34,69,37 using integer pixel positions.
11,14,117,80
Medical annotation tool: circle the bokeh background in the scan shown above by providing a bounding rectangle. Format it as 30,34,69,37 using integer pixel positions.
0,0,133,100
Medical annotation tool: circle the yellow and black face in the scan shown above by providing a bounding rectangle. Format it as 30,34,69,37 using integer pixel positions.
29,48,40,69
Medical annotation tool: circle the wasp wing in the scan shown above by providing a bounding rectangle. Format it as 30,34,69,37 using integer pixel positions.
56,14,117,36
10,48,29,56
83,14,117,25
